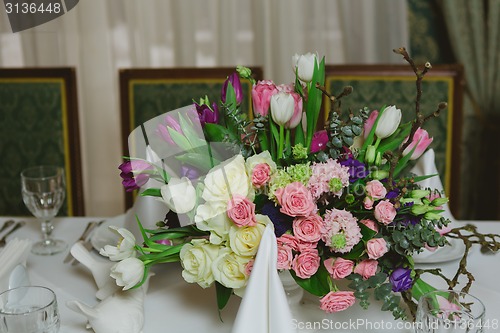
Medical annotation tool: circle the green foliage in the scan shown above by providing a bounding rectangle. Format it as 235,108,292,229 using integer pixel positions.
216,282,232,311
389,218,449,256
326,107,369,159
290,265,330,297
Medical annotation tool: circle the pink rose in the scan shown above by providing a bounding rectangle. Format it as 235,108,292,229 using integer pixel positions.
360,219,379,233
296,240,317,251
252,80,278,117
252,163,271,188
277,233,299,251
366,238,388,259
245,260,254,276
365,180,387,200
320,291,356,313
277,244,293,270
324,257,354,280
363,196,374,210
292,248,320,279
274,182,317,217
374,200,397,225
227,194,257,227
293,214,323,243
354,259,378,280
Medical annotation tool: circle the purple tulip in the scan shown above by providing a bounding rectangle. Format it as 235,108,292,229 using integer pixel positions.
194,101,219,126
389,267,413,292
310,130,329,153
221,72,243,105
118,160,153,192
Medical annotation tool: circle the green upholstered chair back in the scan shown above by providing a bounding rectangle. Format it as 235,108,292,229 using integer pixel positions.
119,67,263,208
323,64,464,218
0,68,84,216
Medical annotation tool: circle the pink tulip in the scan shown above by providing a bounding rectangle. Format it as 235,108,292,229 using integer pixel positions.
276,84,303,128
156,114,182,146
402,127,433,160
363,110,379,139
252,80,278,117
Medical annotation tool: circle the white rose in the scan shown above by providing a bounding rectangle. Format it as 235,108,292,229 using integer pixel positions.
110,257,144,290
228,214,269,257
160,177,197,214
99,226,136,261
245,150,277,175
375,105,402,139
195,202,232,245
211,248,249,289
292,52,318,82
202,155,253,204
180,239,220,288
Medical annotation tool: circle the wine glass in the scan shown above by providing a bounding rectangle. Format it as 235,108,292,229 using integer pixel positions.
0,286,60,333
415,289,485,333
21,166,67,255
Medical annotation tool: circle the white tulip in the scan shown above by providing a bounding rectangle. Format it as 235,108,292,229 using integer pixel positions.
374,105,402,139
160,177,196,214
270,92,294,126
110,257,145,290
292,53,318,82
99,226,137,261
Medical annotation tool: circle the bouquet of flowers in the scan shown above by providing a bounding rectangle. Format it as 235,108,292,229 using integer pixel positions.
102,48,499,320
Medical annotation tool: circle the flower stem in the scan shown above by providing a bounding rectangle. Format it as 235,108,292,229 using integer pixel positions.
278,125,284,160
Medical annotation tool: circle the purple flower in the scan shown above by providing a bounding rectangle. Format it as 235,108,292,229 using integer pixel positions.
260,199,293,237
389,268,413,292
310,130,329,153
221,72,243,105
386,189,400,199
118,160,153,192
194,101,219,126
181,165,200,181
340,157,368,182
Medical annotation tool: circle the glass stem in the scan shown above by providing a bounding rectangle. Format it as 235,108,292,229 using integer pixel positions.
41,219,55,245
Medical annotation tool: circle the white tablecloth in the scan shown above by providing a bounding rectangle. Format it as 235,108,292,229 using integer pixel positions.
2,216,500,333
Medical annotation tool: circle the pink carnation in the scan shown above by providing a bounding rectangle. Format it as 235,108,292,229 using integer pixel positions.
354,259,378,280
227,194,257,227
365,180,387,200
366,238,388,259
319,291,356,313
324,257,354,280
360,219,379,233
252,163,271,188
307,159,350,199
274,182,317,217
277,244,293,270
374,200,397,225
321,209,362,253
293,214,323,243
292,248,320,279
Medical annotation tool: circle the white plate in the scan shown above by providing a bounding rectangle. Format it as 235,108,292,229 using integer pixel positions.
90,215,126,252
413,238,467,264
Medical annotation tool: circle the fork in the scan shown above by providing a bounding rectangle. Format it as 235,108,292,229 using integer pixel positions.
0,221,26,247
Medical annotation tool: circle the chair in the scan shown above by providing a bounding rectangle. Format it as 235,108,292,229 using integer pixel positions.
119,66,263,209
323,64,465,218
0,68,84,216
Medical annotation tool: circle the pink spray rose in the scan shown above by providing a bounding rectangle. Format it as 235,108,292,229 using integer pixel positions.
252,80,278,117
354,259,378,280
251,163,272,188
292,214,323,243
277,244,293,270
366,238,388,259
402,127,433,160
277,233,299,251
324,257,354,280
365,179,387,200
227,194,257,227
319,291,356,313
292,248,320,279
360,219,379,233
363,196,374,210
374,200,397,225
274,182,317,217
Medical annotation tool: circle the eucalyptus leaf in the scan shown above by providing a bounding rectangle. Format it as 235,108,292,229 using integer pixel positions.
216,282,232,310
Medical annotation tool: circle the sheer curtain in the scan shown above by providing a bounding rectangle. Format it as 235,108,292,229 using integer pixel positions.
0,0,408,216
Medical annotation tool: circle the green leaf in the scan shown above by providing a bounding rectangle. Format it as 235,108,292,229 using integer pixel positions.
377,122,412,153
408,174,439,183
411,278,436,301
359,222,377,241
305,57,325,149
394,144,418,176
359,105,386,161
290,265,330,297
367,272,388,288
140,188,162,197
178,113,206,148
216,282,232,310
168,126,192,151
342,241,366,260
204,123,238,142
175,152,219,173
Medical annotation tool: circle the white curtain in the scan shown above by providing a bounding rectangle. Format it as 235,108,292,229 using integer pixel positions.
0,0,408,216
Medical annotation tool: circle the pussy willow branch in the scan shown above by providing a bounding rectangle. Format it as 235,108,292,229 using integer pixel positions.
316,83,353,120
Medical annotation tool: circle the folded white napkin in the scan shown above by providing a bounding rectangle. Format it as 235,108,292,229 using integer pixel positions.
232,224,294,333
409,148,455,221
0,238,32,292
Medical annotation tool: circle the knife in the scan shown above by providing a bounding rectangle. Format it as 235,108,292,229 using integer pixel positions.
63,220,103,264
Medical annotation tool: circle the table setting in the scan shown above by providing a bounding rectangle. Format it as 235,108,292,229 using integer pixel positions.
2,48,500,333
